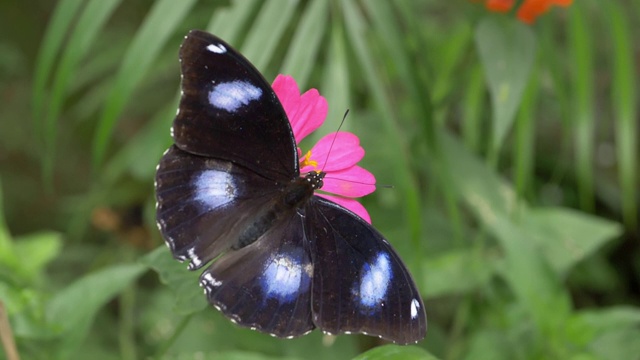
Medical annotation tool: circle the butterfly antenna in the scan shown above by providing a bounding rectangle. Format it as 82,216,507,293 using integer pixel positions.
321,109,349,172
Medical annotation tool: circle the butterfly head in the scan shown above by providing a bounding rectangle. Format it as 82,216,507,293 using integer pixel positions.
304,170,325,190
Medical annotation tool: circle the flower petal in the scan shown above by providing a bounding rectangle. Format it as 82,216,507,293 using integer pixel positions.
517,0,572,24
317,194,372,224
272,75,326,143
320,166,376,198
486,0,513,12
300,132,364,173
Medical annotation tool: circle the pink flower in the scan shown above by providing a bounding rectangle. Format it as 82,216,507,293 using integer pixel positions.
272,75,376,223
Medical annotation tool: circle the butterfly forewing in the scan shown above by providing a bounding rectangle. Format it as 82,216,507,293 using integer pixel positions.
174,30,298,181
156,145,282,267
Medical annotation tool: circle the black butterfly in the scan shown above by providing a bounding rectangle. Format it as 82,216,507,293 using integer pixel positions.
154,30,427,344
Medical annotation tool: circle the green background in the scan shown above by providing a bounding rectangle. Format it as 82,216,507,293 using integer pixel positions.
0,1,638,359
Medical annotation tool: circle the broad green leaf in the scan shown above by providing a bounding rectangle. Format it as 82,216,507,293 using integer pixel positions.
212,351,302,360
353,345,437,360
47,264,146,331
12,232,62,281
475,17,536,162
464,330,518,360
576,306,640,332
142,246,207,315
46,263,145,356
422,249,493,298
523,207,622,274
440,130,571,332
588,328,640,360
568,308,640,360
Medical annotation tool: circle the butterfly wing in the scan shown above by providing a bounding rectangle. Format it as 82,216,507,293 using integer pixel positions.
156,145,283,268
306,197,427,344
175,30,298,180
200,215,315,338
156,31,314,336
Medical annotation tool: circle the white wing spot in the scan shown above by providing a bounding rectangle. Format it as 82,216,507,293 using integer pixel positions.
357,253,392,307
194,169,236,210
208,80,262,112
411,298,420,319
187,247,201,269
260,252,310,302
202,272,223,287
206,43,226,54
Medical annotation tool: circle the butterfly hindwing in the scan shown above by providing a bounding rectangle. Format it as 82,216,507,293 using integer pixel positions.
200,214,315,338
175,30,298,181
306,197,427,344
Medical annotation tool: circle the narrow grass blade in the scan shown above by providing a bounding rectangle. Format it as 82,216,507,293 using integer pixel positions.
606,0,637,230
568,3,595,211
92,0,197,168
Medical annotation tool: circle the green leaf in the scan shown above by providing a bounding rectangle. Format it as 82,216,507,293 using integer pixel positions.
241,0,299,71
422,249,493,298
606,0,638,230
102,99,176,184
464,330,518,360
318,22,350,139
12,232,62,281
523,207,622,274
206,0,262,43
46,264,146,355
353,345,438,360
142,246,207,315
208,351,302,360
0,178,14,264
92,0,197,168
577,306,640,333
440,130,571,332
280,0,329,88
568,3,595,211
42,0,122,181
572,307,640,360
31,0,84,137
341,0,422,250
475,17,536,162
462,64,486,153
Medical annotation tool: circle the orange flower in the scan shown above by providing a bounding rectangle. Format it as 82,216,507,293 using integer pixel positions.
478,0,573,24
486,0,513,12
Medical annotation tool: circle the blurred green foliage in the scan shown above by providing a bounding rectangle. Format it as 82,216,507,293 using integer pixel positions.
0,0,638,359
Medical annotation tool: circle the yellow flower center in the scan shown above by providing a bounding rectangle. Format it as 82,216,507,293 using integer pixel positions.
300,150,318,170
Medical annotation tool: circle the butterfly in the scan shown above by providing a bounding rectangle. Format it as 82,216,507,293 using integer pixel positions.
154,30,427,344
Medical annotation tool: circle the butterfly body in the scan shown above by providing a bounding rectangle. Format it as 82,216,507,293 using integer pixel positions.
155,30,426,344
234,172,320,250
